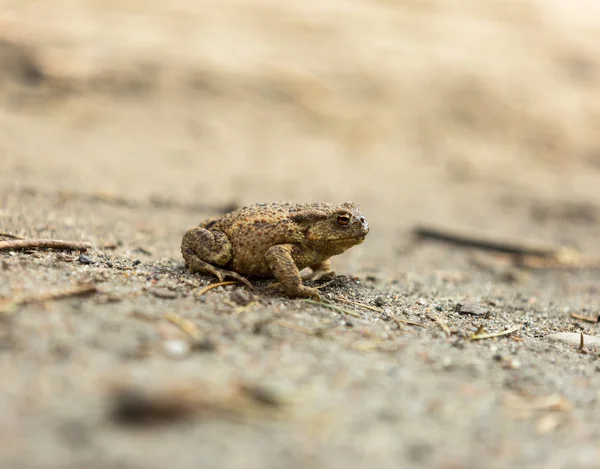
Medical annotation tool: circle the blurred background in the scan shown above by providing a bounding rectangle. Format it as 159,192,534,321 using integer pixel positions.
3,3,600,468
1,0,600,260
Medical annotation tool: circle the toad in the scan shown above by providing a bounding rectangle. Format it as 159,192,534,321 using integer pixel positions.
181,202,369,300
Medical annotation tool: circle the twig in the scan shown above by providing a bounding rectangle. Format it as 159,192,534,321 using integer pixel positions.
570,312,599,324
233,301,259,315
164,313,200,338
0,283,98,315
196,281,239,297
431,315,451,337
276,320,333,337
413,225,566,258
302,299,361,318
389,316,405,331
334,297,423,329
0,239,91,252
0,232,23,240
470,324,522,340
502,393,571,412
222,299,259,315
516,254,600,270
350,340,388,352
393,316,425,328
334,297,384,313
314,279,339,290
579,332,585,352
109,381,285,427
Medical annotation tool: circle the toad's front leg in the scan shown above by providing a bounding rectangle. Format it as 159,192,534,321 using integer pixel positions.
264,244,322,300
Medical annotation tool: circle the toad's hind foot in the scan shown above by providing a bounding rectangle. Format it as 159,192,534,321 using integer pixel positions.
185,258,253,289
220,270,254,289
301,269,336,282
301,260,335,282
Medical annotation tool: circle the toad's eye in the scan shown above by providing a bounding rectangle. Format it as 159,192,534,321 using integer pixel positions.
337,213,351,225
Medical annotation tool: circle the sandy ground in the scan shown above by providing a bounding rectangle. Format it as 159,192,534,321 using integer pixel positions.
1,1,600,468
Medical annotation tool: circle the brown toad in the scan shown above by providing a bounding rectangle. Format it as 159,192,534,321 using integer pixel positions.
181,202,369,300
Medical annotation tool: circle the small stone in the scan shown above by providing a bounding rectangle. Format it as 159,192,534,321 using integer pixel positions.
79,254,93,264
151,288,177,299
190,337,217,352
239,384,282,408
456,303,489,316
502,358,521,370
49,340,72,359
229,290,256,306
536,414,561,435
162,340,190,359
102,294,123,303
441,357,453,370
132,260,141,266
374,296,386,307
547,332,600,347
109,387,193,425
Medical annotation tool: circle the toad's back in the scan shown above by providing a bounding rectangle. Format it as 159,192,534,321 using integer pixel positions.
206,203,331,274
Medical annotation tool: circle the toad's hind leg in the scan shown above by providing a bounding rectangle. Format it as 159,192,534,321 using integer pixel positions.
181,226,252,288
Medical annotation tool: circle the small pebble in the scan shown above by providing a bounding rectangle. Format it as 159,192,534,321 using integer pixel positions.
109,387,193,426
374,296,386,307
230,290,256,306
441,356,453,370
79,254,93,264
546,332,600,347
502,358,521,369
190,337,217,352
456,303,489,316
151,288,177,299
162,340,190,359
132,260,141,266
239,383,283,408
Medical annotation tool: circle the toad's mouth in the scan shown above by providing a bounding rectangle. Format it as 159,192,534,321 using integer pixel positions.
332,236,366,244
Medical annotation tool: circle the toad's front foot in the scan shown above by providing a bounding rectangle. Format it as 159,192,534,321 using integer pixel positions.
264,244,325,301
268,282,322,301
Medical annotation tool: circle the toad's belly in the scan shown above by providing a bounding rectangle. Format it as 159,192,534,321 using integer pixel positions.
228,244,324,277
228,255,273,277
